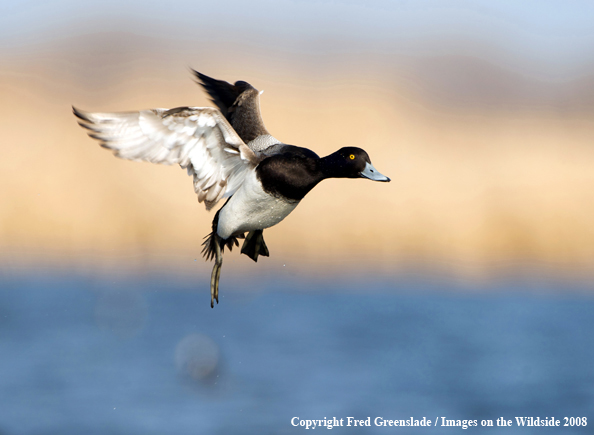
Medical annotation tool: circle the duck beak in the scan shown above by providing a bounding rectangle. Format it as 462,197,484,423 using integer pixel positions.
360,162,390,182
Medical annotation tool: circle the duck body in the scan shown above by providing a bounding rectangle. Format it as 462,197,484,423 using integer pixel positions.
216,167,301,240
218,144,321,238
74,70,390,308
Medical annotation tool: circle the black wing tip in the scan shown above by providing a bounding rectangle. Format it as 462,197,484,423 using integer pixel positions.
87,132,104,141
190,69,206,80
77,121,99,132
190,69,219,88
190,69,257,94
190,68,202,82
72,106,92,123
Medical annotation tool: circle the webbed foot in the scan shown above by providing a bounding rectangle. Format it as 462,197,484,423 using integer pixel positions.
241,230,270,262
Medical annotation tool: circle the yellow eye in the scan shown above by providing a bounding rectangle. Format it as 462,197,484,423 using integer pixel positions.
349,154,355,160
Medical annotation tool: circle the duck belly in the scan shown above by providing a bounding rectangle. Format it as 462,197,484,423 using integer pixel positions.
217,171,299,240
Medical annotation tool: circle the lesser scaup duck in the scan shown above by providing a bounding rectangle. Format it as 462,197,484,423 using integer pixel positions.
74,70,390,307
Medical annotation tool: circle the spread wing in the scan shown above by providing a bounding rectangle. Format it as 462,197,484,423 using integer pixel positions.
73,106,259,210
192,70,281,152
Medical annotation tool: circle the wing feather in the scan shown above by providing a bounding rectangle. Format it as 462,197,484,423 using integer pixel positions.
192,70,282,152
73,106,259,210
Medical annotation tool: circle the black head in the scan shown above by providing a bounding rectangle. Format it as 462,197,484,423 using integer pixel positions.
322,147,390,181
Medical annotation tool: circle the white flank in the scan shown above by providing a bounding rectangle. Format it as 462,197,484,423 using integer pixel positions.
217,171,299,239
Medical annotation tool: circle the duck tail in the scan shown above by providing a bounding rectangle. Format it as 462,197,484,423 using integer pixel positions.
201,209,221,262
201,208,244,261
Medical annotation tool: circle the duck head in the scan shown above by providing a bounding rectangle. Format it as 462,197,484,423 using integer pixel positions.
322,147,390,182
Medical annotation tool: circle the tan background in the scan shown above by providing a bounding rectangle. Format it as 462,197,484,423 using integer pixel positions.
2,5,594,283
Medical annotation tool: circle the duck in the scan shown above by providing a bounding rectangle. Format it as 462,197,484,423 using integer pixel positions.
73,70,390,308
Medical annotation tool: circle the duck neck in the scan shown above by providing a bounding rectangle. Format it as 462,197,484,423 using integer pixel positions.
320,152,349,179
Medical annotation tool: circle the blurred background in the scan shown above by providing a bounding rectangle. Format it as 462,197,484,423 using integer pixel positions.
1,0,594,433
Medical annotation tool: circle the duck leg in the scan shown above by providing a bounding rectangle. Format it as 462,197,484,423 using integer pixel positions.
210,234,223,308
241,230,270,262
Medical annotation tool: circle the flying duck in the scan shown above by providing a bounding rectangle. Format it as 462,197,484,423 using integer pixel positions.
73,70,390,307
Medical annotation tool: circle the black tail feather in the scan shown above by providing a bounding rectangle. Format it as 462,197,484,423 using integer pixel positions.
201,231,244,261
201,208,244,261
241,230,270,263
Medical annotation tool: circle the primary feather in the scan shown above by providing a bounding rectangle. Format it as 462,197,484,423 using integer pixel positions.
73,106,258,210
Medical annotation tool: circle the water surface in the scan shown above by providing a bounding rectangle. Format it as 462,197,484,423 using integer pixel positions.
0,273,592,434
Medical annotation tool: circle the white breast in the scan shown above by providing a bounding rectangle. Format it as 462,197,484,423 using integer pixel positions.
216,171,299,239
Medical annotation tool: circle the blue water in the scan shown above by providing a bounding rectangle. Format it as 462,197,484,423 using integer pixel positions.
0,273,593,434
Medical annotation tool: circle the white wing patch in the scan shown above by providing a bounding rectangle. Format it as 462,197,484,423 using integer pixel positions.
74,106,258,210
